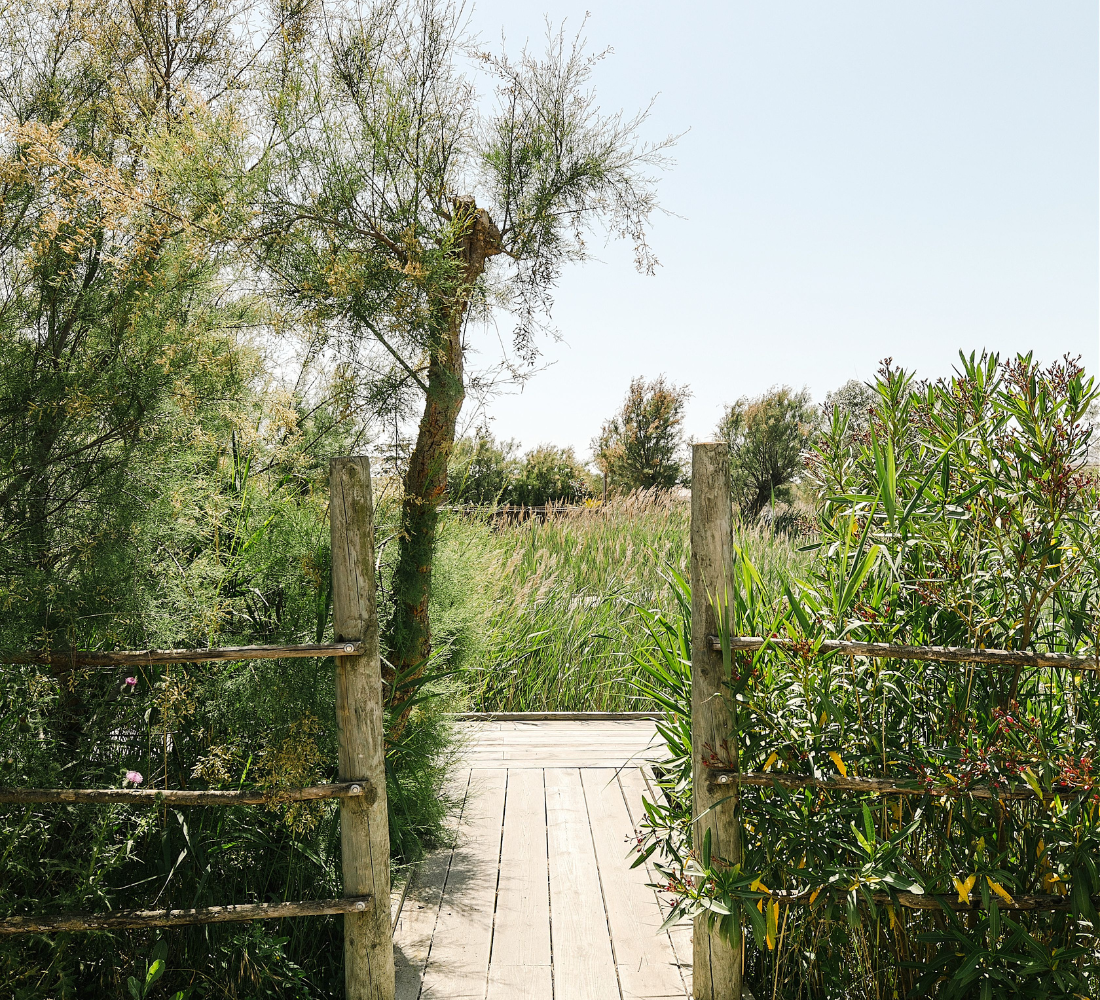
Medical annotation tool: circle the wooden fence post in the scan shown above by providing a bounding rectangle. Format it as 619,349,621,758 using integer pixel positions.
330,457,395,1000
690,443,742,1000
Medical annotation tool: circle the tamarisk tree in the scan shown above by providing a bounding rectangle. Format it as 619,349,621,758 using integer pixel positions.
260,0,673,710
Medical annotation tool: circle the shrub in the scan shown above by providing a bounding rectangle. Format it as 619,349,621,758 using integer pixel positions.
718,385,818,521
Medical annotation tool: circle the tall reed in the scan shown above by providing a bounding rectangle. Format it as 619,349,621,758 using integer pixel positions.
440,491,809,712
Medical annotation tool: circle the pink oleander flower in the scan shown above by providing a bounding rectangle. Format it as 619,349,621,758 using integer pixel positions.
124,771,143,786
124,677,137,688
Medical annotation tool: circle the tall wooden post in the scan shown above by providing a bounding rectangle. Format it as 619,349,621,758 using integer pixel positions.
690,443,742,1000
330,457,395,1000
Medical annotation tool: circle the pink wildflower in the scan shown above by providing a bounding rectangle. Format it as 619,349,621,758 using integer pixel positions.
125,771,143,786
124,677,137,688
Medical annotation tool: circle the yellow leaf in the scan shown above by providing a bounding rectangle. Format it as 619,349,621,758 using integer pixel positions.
887,905,897,931
764,752,778,772
808,888,821,905
987,878,1015,905
819,710,828,728
953,874,977,904
750,878,769,894
828,751,848,778
766,900,779,949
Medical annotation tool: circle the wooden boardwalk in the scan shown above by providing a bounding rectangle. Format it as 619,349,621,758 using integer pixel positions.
392,720,693,999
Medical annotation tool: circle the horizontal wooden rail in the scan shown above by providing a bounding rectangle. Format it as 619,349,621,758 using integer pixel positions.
0,780,374,807
708,635,1100,672
0,642,363,668
705,770,1093,801
758,887,1083,913
0,895,373,934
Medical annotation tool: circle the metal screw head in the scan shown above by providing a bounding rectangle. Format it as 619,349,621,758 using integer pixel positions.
344,643,356,653
718,774,731,784
350,784,362,795
355,900,366,911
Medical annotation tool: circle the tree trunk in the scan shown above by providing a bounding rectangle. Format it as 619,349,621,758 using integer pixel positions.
384,202,500,732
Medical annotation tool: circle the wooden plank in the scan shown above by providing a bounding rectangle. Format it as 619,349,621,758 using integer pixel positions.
618,766,692,997
690,443,742,1000
582,769,687,999
545,767,621,1000
331,456,394,1000
419,769,507,998
393,769,471,1000
486,965,553,1000
486,769,552,999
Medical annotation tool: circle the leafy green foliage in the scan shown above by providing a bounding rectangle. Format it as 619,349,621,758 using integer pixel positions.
447,431,594,506
594,376,690,491
638,354,1100,999
449,493,809,712
718,385,818,522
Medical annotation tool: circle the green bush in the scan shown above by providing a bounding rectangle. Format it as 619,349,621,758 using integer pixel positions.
639,352,1100,999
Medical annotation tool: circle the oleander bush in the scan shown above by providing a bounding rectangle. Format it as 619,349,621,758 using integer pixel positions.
636,353,1100,999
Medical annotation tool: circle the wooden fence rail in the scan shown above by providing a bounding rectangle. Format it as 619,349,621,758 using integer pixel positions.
0,897,373,934
708,635,1100,672
0,456,395,999
0,781,374,807
0,641,363,668
705,770,1093,801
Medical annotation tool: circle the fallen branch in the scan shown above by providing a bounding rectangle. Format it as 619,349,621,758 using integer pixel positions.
0,781,374,807
0,895,373,934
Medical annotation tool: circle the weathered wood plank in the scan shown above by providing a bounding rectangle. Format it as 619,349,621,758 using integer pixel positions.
393,769,471,1000
545,767,621,1000
487,769,552,998
486,965,553,1000
690,442,742,1000
420,769,506,998
331,456,394,1000
618,766,692,997
583,768,688,999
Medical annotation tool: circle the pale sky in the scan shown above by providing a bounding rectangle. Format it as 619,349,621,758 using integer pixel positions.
461,1,1099,458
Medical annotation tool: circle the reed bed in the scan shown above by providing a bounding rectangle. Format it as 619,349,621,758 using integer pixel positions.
438,491,810,712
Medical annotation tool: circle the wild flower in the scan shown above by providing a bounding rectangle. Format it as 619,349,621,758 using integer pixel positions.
124,770,143,786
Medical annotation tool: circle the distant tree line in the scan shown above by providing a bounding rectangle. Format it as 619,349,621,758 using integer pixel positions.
454,374,879,521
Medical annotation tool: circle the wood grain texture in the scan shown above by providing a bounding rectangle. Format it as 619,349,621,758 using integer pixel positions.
690,444,742,1000
620,767,693,995
487,769,552,998
582,768,688,998
545,767,621,1000
420,769,506,998
331,457,394,1000
394,770,471,1000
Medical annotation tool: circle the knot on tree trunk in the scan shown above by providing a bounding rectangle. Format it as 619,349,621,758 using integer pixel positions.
452,197,502,276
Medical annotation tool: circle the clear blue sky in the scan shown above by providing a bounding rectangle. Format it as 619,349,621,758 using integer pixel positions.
464,1,1099,455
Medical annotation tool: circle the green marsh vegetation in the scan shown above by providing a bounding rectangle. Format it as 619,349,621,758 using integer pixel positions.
431,491,811,712
635,354,1100,999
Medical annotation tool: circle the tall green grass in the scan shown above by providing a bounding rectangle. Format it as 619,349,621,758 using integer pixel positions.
432,491,810,712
